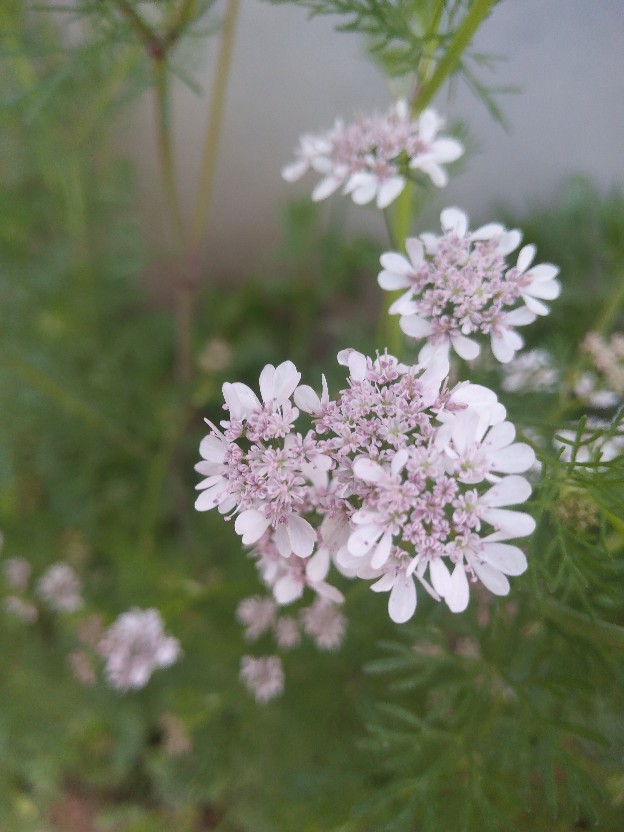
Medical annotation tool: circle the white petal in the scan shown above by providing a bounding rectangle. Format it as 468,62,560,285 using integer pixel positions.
491,329,519,364
222,382,259,420
517,244,536,274
274,573,304,605
377,176,405,209
490,443,536,474
294,384,321,413
432,137,463,163
471,560,510,596
199,434,226,463
418,109,439,143
370,531,393,570
306,547,330,582
348,524,382,557
259,364,276,404
429,557,452,597
405,238,424,268
504,307,536,326
380,251,413,274
353,458,386,483
234,510,270,545
525,279,561,300
287,515,316,558
194,479,229,511
481,475,532,508
312,175,341,201
378,270,412,291
281,159,308,182
482,542,528,575
445,564,470,613
481,508,536,538
440,207,468,237
274,524,291,557
400,315,434,338
388,574,417,623
450,333,480,360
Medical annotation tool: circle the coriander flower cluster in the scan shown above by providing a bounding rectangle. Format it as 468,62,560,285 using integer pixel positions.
378,208,561,364
282,101,463,209
196,352,535,632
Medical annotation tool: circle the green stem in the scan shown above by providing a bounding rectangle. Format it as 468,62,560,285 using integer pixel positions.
415,0,497,112
113,0,157,51
189,0,241,250
542,599,624,653
1,355,147,458
153,57,186,248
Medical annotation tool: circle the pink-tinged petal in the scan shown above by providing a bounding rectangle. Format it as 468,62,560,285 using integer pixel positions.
481,475,532,508
272,360,301,406
485,421,516,450
391,449,409,475
528,263,559,281
490,442,535,474
482,542,528,575
389,294,417,316
441,207,468,237
378,270,412,291
471,560,510,596
353,458,386,483
348,173,378,205
274,573,304,605
235,510,270,545
312,176,341,201
313,582,344,604
218,494,237,515
287,515,316,558
306,547,330,582
505,306,536,326
294,384,321,413
432,137,463,163
429,557,452,598
281,159,309,182
471,222,505,241
491,329,519,364
195,479,229,511
526,278,561,300
195,460,220,476
348,524,382,557
199,434,226,463
377,176,405,209
380,251,413,274
274,524,291,557
418,109,439,143
523,296,550,316
259,364,276,403
498,229,522,256
370,573,395,593
388,574,417,623
400,314,434,338
195,474,224,491
450,333,480,360
405,237,425,268
422,161,448,188
371,531,393,570
222,382,259,419
445,564,470,613
517,244,536,273
481,508,536,538
348,351,368,382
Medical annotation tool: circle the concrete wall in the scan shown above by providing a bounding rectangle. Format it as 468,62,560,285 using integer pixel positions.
120,0,624,276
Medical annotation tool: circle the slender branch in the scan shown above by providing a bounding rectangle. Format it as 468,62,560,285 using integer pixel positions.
153,57,186,248
189,0,241,250
1,355,147,458
542,599,624,653
113,0,157,51
414,0,497,113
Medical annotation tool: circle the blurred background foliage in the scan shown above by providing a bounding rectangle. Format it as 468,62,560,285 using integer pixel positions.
1,2,624,831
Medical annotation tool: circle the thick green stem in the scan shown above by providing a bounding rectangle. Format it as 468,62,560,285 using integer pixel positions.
415,0,497,112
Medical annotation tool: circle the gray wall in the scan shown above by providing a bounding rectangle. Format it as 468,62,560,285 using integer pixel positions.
121,0,624,276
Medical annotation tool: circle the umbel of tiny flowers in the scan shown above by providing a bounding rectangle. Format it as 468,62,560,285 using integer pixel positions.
282,100,463,209
378,207,561,364
196,350,536,626
97,608,181,692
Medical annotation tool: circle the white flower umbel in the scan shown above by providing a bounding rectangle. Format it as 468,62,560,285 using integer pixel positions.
240,655,284,703
197,350,537,628
282,101,463,209
37,562,83,613
378,207,561,364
